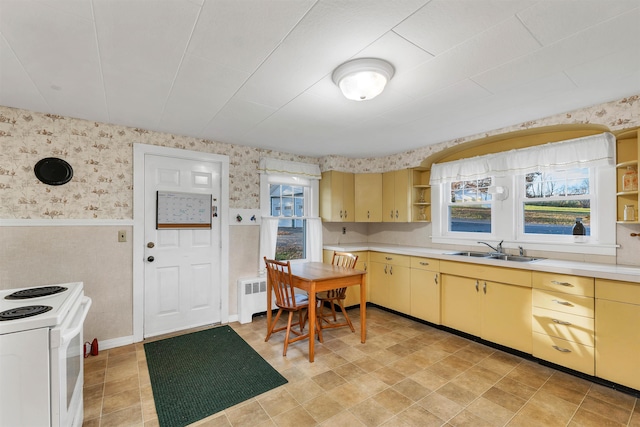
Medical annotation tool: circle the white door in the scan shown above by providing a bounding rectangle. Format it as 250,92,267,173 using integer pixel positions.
143,154,221,337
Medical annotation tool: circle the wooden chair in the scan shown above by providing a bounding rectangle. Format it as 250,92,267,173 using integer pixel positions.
316,251,358,332
264,257,323,356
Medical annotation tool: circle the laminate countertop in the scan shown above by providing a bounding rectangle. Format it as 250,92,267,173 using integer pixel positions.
323,243,640,283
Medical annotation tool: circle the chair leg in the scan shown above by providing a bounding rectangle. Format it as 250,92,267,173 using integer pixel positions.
338,300,355,332
283,311,295,356
329,300,338,321
265,308,283,342
315,314,324,343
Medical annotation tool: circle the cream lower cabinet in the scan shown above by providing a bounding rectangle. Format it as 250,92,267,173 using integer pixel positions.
595,278,640,390
369,252,410,313
410,257,440,324
322,250,368,308
441,261,532,354
532,272,595,375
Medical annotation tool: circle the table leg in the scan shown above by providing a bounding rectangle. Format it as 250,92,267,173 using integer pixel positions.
308,282,316,362
360,273,366,343
266,277,272,337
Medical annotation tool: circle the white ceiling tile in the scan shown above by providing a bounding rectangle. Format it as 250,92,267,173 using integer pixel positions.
0,34,49,113
200,98,277,143
380,79,491,125
0,0,107,120
188,0,315,73
393,17,541,99
101,69,170,129
473,9,640,93
93,0,200,80
354,31,434,75
565,47,640,88
30,0,94,21
517,0,640,46
159,54,250,134
394,0,536,55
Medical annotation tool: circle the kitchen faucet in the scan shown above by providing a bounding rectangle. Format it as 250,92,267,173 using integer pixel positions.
478,240,504,254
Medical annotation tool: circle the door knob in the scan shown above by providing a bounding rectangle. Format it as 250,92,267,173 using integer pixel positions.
147,256,155,262
147,242,155,248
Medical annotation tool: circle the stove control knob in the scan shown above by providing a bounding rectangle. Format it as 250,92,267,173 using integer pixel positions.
147,256,155,262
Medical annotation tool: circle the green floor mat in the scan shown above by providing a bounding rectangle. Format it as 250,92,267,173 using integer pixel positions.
144,325,287,427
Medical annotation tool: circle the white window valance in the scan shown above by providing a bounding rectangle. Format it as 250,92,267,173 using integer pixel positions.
430,132,616,184
258,158,321,180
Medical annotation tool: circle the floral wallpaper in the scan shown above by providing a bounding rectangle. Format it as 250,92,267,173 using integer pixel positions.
0,108,318,219
1,94,638,219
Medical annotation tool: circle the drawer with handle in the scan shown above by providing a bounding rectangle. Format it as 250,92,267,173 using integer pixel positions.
532,289,594,318
410,257,440,271
533,332,594,375
532,306,594,346
533,272,594,297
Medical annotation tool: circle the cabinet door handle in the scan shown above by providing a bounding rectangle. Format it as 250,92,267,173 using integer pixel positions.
395,209,399,219
385,256,393,260
364,263,367,271
344,210,347,219
551,280,573,287
384,265,387,274
390,266,393,275
390,210,394,219
340,210,343,218
552,299,573,307
434,274,438,285
552,345,571,353
483,282,487,294
552,319,572,326
419,261,429,266
367,210,370,219
475,280,479,292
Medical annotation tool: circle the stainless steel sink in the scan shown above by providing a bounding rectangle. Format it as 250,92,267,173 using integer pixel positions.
446,251,543,262
446,251,492,257
488,254,543,262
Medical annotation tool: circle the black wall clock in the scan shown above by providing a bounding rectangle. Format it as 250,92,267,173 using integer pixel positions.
34,157,73,186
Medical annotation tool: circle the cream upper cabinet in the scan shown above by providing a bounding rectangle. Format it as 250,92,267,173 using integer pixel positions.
595,278,640,390
354,173,382,222
440,261,532,353
410,257,440,324
320,171,355,222
382,169,411,222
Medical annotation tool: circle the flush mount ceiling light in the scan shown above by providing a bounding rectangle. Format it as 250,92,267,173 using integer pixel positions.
332,58,395,101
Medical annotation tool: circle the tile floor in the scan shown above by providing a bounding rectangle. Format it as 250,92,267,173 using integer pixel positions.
83,307,639,427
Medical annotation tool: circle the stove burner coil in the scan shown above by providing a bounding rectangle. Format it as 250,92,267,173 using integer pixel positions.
0,305,53,321
4,286,68,300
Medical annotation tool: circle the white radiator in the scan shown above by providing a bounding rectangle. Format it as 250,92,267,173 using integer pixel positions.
237,277,275,324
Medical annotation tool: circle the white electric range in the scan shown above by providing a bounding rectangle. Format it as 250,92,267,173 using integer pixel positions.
0,282,91,427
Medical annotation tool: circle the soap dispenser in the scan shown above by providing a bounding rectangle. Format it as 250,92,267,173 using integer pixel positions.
572,217,586,242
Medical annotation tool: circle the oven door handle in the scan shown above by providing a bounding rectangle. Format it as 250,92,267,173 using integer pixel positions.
61,296,92,346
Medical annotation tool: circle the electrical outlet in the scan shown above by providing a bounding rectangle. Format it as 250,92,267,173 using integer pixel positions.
342,227,346,235
118,230,127,242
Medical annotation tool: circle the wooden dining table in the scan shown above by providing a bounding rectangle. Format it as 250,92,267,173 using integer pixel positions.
265,262,367,362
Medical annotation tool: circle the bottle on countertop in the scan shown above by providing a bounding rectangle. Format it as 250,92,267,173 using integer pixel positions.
572,217,586,242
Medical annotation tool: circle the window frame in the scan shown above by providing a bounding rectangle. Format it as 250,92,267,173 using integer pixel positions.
260,173,319,264
432,164,616,256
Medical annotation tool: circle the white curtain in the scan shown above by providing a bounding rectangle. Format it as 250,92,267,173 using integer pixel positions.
258,217,279,275
306,217,323,262
258,158,321,179
430,132,616,184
